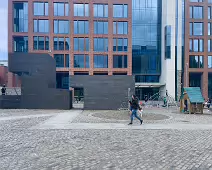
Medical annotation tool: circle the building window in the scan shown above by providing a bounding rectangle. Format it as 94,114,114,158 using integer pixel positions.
113,38,128,52
189,6,203,19
74,4,89,16
113,73,127,75
54,37,70,50
189,39,204,52
34,19,49,33
209,7,212,19
94,38,108,52
113,22,128,34
94,55,108,68
13,2,28,32
135,75,160,83
33,36,49,50
54,54,69,68
208,56,212,68
65,55,69,68
189,73,202,88
34,2,48,16
74,72,89,75
93,72,108,75
74,38,89,51
94,21,108,34
93,4,108,18
113,4,128,18
54,20,69,34
54,2,69,16
209,23,212,35
113,55,127,68
74,21,89,34
165,25,171,59
189,55,204,68
74,55,90,68
190,22,203,36
13,36,28,52
209,40,212,52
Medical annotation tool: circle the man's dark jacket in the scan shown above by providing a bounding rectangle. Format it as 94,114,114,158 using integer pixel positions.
130,98,139,110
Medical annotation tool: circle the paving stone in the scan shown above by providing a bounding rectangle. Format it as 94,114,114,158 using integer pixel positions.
0,109,212,169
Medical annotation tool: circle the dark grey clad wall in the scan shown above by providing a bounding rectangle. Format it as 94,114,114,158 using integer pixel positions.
0,53,72,110
0,96,21,109
70,75,135,110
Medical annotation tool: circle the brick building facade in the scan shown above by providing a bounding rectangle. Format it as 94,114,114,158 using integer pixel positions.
0,65,8,86
8,0,132,86
0,65,20,87
184,0,212,99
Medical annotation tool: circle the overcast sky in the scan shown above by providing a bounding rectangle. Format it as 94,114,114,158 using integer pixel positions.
0,0,8,60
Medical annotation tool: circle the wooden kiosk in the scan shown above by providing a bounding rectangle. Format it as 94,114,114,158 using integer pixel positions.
180,87,204,114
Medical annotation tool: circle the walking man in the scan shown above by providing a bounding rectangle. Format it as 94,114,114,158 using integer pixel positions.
128,95,143,125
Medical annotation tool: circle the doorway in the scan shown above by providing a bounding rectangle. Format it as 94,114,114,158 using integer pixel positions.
135,87,160,100
72,87,84,109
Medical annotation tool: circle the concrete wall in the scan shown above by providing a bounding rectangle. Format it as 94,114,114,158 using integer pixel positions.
160,0,177,98
70,75,135,110
176,0,183,100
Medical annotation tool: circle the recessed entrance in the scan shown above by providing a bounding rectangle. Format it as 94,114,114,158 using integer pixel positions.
135,87,160,100
73,87,84,109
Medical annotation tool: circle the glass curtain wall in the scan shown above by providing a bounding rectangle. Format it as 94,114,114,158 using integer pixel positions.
132,0,161,76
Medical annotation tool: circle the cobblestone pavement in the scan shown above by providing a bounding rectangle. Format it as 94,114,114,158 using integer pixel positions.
1,109,212,169
72,108,212,124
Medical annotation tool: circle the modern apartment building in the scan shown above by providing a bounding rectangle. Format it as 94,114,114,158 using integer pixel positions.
8,0,184,100
8,0,132,89
184,0,212,99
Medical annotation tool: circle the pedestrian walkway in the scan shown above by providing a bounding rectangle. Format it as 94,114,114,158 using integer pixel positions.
34,121,212,130
31,109,212,130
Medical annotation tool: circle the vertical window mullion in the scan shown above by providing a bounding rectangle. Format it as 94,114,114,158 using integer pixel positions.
103,38,105,51
192,22,193,35
63,37,65,50
57,37,59,50
192,7,194,18
83,4,85,16
97,5,99,17
83,38,85,51
198,39,200,52
122,38,124,51
57,20,59,34
103,5,105,17
84,21,85,34
121,4,124,18
64,3,65,16
44,36,45,50
36,36,38,50
116,38,117,51
84,55,86,68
